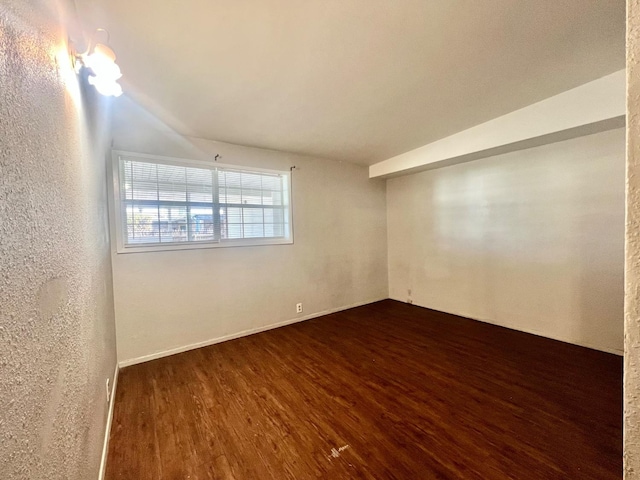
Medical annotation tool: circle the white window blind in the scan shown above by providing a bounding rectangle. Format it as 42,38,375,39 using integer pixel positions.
113,152,292,252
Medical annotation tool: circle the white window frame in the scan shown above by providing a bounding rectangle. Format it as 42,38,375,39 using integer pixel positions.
109,150,293,254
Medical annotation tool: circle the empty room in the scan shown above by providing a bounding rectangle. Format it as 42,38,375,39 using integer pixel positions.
3,0,640,479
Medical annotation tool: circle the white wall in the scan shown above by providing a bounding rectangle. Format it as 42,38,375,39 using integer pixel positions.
110,99,388,365
370,70,625,178
0,2,117,478
387,129,625,354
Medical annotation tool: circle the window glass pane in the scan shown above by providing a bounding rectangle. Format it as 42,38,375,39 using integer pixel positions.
243,224,264,238
157,164,186,184
261,175,281,191
264,223,284,238
187,168,213,203
157,164,187,202
131,182,159,201
226,207,242,223
191,207,214,241
221,187,242,204
264,207,284,224
242,207,263,224
187,188,213,203
241,189,263,205
158,206,188,243
262,190,282,206
130,161,159,201
222,170,242,189
158,184,187,202
226,224,243,239
125,204,160,244
241,172,262,189
186,167,212,186
118,156,291,248
122,160,133,200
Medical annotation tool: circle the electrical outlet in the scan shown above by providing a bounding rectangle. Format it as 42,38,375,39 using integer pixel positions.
296,303,303,314
106,378,111,404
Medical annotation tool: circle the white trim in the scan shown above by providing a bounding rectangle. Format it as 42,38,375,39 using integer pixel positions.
98,363,119,480
116,296,622,368
370,70,626,178
118,297,387,368
114,236,294,254
391,297,624,356
110,150,294,254
112,149,289,175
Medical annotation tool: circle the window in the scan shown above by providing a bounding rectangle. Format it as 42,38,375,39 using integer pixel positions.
111,151,292,253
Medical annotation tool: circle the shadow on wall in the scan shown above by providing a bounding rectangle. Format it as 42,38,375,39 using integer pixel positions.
388,128,625,354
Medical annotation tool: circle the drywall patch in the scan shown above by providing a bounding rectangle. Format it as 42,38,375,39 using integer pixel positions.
37,277,68,321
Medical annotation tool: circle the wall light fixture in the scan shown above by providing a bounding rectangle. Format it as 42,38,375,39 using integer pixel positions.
75,29,123,97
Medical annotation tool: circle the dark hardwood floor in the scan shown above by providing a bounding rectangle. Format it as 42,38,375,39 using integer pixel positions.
105,300,622,480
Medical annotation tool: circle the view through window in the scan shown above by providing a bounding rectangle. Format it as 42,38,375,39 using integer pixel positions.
114,153,292,251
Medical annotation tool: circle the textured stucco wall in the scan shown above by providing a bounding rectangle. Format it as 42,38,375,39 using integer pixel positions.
626,0,640,476
0,1,117,479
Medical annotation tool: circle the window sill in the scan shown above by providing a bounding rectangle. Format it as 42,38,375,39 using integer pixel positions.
115,237,293,254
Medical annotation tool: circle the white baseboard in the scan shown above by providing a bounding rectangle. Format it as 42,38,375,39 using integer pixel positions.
118,297,387,368
390,296,623,356
98,363,119,480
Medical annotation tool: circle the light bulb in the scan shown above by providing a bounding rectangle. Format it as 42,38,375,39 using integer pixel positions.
83,44,122,81
87,75,123,97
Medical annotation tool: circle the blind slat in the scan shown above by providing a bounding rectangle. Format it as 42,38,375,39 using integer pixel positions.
119,157,290,247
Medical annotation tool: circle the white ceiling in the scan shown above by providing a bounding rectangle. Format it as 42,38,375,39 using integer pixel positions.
75,0,625,166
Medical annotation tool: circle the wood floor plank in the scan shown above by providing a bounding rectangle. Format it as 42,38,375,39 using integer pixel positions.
105,300,622,479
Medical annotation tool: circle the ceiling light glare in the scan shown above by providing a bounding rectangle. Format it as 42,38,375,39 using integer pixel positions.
87,75,123,97
75,30,124,97
83,44,122,81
